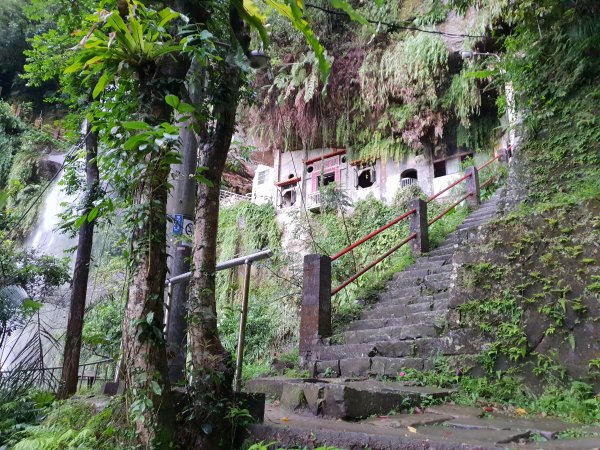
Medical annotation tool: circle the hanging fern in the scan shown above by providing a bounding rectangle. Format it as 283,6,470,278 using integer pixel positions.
443,68,482,127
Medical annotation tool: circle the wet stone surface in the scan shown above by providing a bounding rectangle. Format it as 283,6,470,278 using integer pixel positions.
248,403,600,450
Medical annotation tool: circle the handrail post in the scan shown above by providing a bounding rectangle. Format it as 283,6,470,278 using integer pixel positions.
464,166,481,206
299,254,332,368
409,198,429,255
233,261,252,393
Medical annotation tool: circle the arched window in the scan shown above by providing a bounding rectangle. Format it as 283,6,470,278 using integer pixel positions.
281,187,297,207
400,169,418,188
355,165,376,189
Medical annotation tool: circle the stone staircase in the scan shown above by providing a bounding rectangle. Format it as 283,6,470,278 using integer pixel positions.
246,192,503,421
310,190,503,379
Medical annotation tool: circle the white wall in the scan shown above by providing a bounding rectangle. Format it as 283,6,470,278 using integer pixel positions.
250,147,488,211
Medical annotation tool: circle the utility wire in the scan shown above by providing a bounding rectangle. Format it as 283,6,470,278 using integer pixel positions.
304,3,487,39
7,132,91,238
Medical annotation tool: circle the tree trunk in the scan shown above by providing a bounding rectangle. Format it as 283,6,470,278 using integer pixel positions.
188,64,240,401
57,125,99,400
121,151,174,447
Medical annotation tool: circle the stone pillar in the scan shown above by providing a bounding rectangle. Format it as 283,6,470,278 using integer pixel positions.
299,254,332,366
409,198,429,255
464,166,480,207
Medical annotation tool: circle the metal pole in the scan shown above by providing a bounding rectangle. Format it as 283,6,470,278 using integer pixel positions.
233,261,252,393
165,283,173,335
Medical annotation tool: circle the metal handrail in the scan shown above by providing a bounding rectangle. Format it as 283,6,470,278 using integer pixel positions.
166,249,273,286
328,152,504,295
331,233,417,295
0,358,113,375
477,153,502,171
480,175,497,189
426,172,472,203
165,249,273,393
331,208,416,261
428,192,473,226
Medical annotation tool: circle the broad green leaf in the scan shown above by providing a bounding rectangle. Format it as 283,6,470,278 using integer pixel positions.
150,381,162,396
74,214,88,228
177,102,195,113
22,299,43,313
232,0,269,46
122,121,152,130
330,0,372,29
158,8,180,28
165,94,180,108
92,71,113,98
264,0,330,82
87,207,99,222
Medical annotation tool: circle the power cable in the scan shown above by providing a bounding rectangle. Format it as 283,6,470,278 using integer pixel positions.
304,3,487,39
6,132,91,238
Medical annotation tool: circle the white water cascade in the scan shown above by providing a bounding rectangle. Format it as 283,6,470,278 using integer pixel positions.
1,156,77,372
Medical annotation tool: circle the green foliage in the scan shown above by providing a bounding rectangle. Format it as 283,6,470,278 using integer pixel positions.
0,101,27,190
10,398,136,450
82,294,125,359
443,68,481,127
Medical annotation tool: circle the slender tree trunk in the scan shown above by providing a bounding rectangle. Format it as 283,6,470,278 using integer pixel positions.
120,64,180,447
188,64,240,397
57,125,99,399
121,153,173,447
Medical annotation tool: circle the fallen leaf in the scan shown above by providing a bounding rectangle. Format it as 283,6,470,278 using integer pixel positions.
483,406,494,413
408,426,417,433
280,417,289,422
515,408,527,416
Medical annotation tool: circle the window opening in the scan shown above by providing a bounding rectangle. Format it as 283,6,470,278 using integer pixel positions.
400,169,418,188
433,161,447,178
357,167,375,189
257,170,268,184
318,172,336,187
281,188,296,207
460,153,474,163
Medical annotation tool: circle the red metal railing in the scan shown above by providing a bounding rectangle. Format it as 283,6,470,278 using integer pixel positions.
304,149,346,165
331,208,416,261
428,192,473,226
331,233,417,295
426,172,472,203
329,152,504,295
477,153,502,171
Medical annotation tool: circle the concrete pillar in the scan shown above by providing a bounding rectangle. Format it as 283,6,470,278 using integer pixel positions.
165,122,197,383
409,198,429,255
464,166,480,207
299,254,332,366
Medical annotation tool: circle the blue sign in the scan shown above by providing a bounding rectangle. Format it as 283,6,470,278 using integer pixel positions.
173,214,183,235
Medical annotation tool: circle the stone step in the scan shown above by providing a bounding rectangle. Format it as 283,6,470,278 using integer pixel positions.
427,245,458,256
377,285,422,301
378,289,450,305
424,248,455,258
346,310,446,331
400,264,454,277
340,323,438,344
421,254,453,263
363,298,452,318
457,219,490,230
387,271,451,290
337,356,426,377
316,334,482,364
245,377,455,419
316,340,415,361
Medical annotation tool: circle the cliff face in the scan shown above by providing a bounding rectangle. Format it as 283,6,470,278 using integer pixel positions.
450,75,600,389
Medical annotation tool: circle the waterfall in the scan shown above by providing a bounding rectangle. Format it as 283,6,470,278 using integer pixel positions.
1,158,77,372
24,156,77,261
